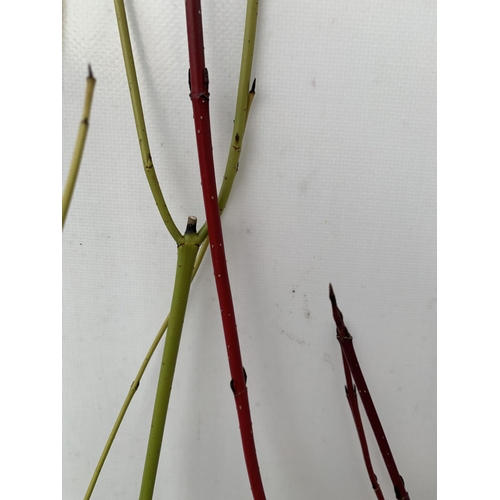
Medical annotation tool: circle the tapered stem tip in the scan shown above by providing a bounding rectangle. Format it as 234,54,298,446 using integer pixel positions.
88,64,94,80
329,283,346,331
328,283,337,307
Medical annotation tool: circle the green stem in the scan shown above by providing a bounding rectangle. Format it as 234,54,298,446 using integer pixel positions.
82,238,209,500
62,66,96,228
113,0,182,243
197,0,259,241
138,222,199,500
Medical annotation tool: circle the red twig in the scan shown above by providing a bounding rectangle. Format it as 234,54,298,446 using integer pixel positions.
184,2,266,499
329,284,410,500
341,350,385,499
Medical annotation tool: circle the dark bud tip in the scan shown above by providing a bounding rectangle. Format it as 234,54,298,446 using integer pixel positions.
329,283,346,330
250,78,256,94
328,283,337,307
185,215,197,234
88,64,94,80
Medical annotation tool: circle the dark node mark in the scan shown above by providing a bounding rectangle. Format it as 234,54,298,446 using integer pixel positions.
250,78,256,94
393,475,406,499
146,153,153,169
235,133,240,143
81,118,89,126
230,367,248,395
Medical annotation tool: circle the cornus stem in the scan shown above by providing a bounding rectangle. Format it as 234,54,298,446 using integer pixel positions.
114,0,182,243
341,350,384,499
84,2,260,497
185,1,267,499
138,218,200,500
329,284,410,500
62,65,96,228
82,239,209,500
196,0,258,241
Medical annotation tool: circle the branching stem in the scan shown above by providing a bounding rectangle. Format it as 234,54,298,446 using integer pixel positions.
329,284,410,500
84,2,261,498
341,350,385,499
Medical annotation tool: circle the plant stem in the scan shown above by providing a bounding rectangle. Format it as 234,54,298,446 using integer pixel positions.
113,0,182,243
341,350,385,499
197,0,259,241
329,284,410,500
85,0,258,491
62,66,96,228
185,2,266,499
138,218,200,500
82,237,209,500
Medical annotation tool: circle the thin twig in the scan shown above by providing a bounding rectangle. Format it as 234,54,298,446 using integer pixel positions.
197,0,259,241
138,218,200,500
62,65,96,228
341,350,385,499
329,284,410,500
82,237,209,500
185,1,267,498
113,0,182,243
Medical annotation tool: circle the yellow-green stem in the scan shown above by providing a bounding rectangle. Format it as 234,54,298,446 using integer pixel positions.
62,67,96,228
113,0,182,243
82,238,209,500
138,232,199,500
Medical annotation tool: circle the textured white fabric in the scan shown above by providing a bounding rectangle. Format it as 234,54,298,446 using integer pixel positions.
63,1,436,498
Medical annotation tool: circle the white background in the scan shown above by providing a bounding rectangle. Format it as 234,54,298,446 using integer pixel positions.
62,1,436,499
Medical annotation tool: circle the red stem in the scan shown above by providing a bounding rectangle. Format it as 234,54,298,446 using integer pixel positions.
185,2,266,499
330,284,410,500
342,351,385,499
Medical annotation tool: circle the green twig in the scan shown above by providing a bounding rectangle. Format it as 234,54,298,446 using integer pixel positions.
138,219,200,500
62,66,96,228
113,0,182,243
82,237,209,500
